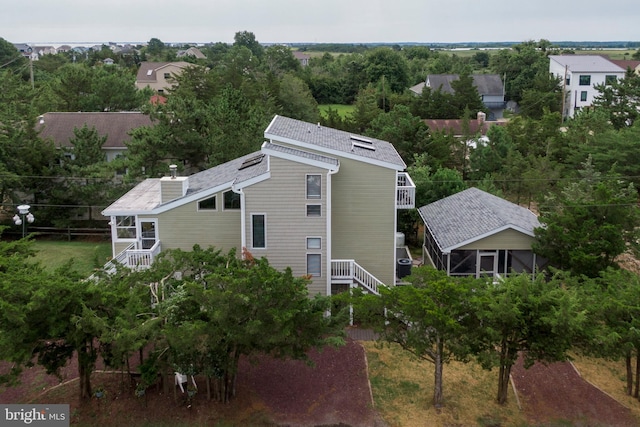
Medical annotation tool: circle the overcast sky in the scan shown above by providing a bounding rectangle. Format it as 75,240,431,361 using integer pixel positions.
4,0,639,45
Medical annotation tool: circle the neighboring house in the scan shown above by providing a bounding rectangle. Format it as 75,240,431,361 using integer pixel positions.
410,74,506,119
549,55,626,119
293,51,310,67
608,59,640,75
102,115,416,296
36,112,154,162
135,61,193,94
424,111,506,138
103,58,115,65
33,45,57,56
13,43,32,56
418,187,546,279
176,47,206,59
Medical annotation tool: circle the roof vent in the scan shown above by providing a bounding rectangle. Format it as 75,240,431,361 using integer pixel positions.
169,164,177,179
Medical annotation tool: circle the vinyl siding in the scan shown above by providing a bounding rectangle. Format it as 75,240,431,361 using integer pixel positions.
331,158,396,286
458,228,535,251
160,178,187,203
140,195,241,253
243,157,328,296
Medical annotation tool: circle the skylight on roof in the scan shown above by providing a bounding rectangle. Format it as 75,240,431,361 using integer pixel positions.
352,142,376,151
238,154,265,170
146,70,153,76
350,135,373,144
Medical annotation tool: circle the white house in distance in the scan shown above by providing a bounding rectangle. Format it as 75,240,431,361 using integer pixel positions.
549,55,626,119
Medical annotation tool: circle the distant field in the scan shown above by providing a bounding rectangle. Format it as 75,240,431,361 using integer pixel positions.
572,49,637,59
319,104,355,118
31,240,112,276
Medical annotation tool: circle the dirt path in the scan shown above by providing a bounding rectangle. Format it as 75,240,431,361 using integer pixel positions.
511,355,638,426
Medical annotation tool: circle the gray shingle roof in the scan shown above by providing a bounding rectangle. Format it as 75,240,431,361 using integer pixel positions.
36,112,154,149
103,151,268,215
418,187,540,252
549,55,625,73
264,115,406,170
262,142,339,168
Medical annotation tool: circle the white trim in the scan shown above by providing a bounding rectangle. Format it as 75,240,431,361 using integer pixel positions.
326,166,339,295
232,171,272,190
306,236,322,249
306,253,322,277
103,173,270,217
196,194,217,212
477,250,498,278
233,187,246,254
138,218,158,250
306,173,322,200
261,143,339,171
250,213,267,249
306,203,322,217
265,133,405,171
222,189,242,211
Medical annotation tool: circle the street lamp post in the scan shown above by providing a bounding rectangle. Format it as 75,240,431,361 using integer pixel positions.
13,204,35,238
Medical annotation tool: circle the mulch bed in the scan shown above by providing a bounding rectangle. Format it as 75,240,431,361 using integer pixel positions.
511,355,638,426
1,339,382,427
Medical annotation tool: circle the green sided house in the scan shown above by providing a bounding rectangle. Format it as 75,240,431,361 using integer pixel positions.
417,187,546,279
102,115,415,296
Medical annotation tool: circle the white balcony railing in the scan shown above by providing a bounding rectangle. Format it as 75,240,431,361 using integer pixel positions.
109,241,161,271
397,172,415,209
331,259,384,295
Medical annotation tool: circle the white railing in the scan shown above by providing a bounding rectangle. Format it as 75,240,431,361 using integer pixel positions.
107,241,161,271
125,240,161,269
397,172,416,209
331,259,384,295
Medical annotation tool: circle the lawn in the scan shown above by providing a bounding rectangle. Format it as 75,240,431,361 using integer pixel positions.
362,342,526,426
31,240,112,276
319,103,355,118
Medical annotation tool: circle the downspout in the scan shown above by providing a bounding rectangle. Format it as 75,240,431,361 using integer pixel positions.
109,216,117,259
231,182,246,259
326,163,340,297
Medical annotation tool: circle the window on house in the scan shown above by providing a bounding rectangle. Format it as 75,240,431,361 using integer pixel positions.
580,91,588,102
223,191,241,209
307,237,321,249
115,216,136,239
198,195,216,210
306,174,321,199
306,204,321,217
565,76,571,85
307,254,321,277
252,214,266,248
605,75,617,85
163,73,171,79
579,75,591,86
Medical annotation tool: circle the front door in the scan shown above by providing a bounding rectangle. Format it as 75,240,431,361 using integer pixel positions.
139,220,157,250
477,251,498,278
